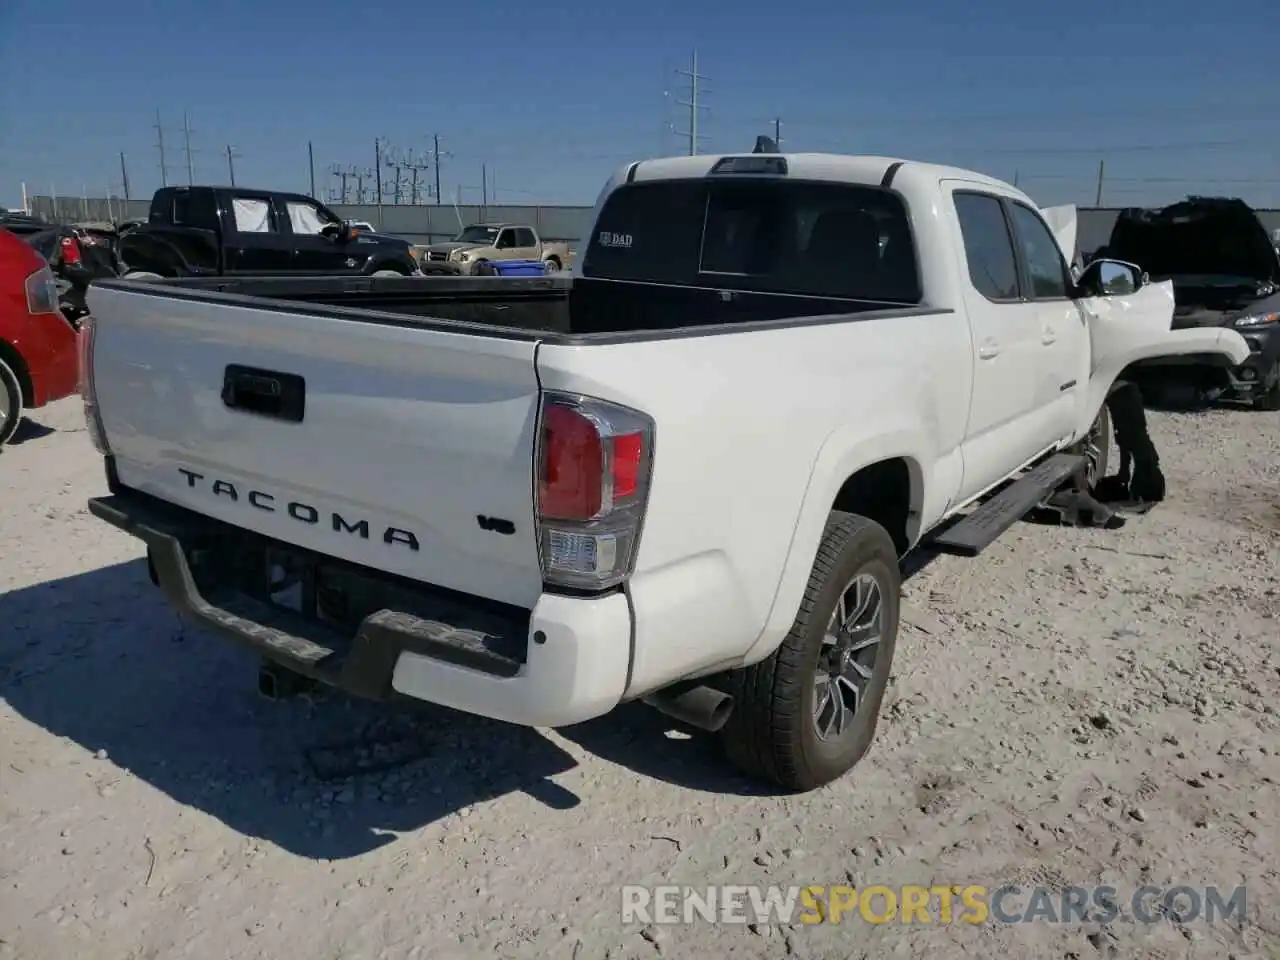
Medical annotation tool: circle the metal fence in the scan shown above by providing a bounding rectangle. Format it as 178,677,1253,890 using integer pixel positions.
23,195,1280,257
26,196,597,245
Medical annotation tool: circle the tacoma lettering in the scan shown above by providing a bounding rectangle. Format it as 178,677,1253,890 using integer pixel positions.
176,468,419,551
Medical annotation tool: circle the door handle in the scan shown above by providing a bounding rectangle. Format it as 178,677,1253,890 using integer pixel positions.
978,341,1000,360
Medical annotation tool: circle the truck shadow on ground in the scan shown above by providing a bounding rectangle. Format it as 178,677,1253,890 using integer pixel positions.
0,559,776,861
9,418,56,445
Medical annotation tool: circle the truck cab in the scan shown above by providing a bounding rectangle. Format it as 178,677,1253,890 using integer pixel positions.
119,186,420,279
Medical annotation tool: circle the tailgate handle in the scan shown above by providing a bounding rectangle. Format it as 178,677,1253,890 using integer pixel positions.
222,365,305,422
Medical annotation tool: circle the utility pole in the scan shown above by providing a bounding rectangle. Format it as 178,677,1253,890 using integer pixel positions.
1095,159,1106,205
673,49,709,155
429,134,448,205
308,141,317,198
773,116,783,150
482,162,488,206
154,109,170,187
224,144,241,186
119,152,131,201
374,138,384,206
182,111,195,185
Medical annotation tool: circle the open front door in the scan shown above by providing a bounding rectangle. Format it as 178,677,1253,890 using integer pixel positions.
1042,204,1078,265
1075,279,1249,436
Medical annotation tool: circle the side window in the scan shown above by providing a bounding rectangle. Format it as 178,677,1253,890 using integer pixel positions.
231,197,274,234
516,228,537,246
172,191,219,231
954,193,1020,301
1009,203,1070,299
493,229,512,249
285,201,332,236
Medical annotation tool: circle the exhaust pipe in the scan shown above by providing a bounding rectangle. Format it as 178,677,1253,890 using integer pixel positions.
257,660,315,700
643,682,735,733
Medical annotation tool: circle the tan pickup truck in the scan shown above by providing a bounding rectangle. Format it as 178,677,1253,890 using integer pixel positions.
416,223,573,274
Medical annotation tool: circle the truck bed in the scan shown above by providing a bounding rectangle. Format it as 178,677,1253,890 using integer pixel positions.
138,274,935,341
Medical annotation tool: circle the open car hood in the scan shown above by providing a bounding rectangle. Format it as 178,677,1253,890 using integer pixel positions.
1106,197,1280,284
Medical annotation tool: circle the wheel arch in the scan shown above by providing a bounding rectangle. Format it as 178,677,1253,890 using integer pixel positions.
0,338,35,408
740,428,930,668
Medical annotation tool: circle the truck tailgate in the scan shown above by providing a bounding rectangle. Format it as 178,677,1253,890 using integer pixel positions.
87,283,545,610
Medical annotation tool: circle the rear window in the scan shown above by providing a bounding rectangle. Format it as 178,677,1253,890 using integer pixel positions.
582,179,920,303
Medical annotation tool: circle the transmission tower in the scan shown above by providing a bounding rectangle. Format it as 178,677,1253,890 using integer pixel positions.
328,164,351,203
353,167,375,203
673,49,710,156
426,134,454,206
153,109,176,187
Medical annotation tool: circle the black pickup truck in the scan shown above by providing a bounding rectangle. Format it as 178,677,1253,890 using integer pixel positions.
118,186,421,279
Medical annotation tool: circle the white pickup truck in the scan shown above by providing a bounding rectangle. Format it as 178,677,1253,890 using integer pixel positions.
81,152,1248,791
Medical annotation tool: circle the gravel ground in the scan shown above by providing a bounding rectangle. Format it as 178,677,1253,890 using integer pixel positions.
1,397,1278,960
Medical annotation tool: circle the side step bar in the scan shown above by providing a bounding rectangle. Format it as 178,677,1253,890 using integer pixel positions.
929,453,1086,557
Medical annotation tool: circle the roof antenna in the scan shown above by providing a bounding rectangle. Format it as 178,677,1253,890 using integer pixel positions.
752,135,778,154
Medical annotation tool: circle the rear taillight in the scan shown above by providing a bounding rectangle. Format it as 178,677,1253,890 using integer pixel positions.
24,265,59,315
59,236,82,265
77,315,110,455
535,392,654,591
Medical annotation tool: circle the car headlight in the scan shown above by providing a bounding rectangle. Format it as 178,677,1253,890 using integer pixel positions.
452,249,471,261
1234,312,1278,328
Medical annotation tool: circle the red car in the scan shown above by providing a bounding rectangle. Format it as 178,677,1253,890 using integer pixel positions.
0,228,79,447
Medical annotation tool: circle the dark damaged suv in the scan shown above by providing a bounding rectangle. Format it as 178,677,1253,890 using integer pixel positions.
1100,197,1280,410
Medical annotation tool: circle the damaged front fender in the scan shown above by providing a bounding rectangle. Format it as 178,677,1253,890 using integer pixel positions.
1076,279,1249,436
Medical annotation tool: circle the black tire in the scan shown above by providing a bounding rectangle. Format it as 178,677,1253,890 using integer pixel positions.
1081,403,1112,489
0,357,24,448
1254,360,1280,411
471,260,495,277
721,511,900,791
543,257,561,273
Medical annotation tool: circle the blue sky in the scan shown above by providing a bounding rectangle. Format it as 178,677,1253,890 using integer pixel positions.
2,0,1278,211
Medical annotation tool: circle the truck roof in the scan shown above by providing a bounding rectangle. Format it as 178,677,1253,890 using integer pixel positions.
622,153,1025,200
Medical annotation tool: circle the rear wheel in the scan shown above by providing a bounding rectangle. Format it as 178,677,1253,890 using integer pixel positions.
721,512,899,791
543,257,561,273
0,357,25,448
1254,360,1280,411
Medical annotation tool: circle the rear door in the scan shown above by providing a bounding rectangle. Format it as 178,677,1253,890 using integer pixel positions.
1005,199,1089,447
946,186,1055,499
220,192,293,274
493,228,522,259
88,284,546,609
511,227,540,259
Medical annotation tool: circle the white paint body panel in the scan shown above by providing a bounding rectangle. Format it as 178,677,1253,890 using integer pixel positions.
89,154,1249,725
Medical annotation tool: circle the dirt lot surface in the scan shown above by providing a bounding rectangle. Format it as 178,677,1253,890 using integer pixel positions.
2,398,1278,960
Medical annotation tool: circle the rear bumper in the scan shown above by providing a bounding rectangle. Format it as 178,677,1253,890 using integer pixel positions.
87,485,631,727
